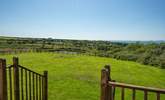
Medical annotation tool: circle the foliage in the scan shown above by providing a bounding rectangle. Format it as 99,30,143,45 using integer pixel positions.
0,36,165,68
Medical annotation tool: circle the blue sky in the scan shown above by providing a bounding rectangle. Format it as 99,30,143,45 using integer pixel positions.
0,0,165,40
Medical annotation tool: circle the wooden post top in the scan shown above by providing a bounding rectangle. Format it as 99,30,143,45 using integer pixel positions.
13,57,19,65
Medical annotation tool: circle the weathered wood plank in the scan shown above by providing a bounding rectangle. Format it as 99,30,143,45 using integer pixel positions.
121,87,125,100
100,67,110,100
144,90,148,100
13,57,20,100
0,59,7,100
132,89,136,100
43,71,48,100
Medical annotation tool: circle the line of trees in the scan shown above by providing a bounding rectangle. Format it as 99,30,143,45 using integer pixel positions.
0,37,164,68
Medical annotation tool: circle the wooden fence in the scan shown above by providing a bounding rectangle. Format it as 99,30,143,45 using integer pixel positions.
0,57,48,100
100,65,165,100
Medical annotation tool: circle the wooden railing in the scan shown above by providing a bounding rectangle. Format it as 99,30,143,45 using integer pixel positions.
100,65,165,100
0,57,48,100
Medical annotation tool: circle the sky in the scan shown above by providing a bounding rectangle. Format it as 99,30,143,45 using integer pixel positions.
0,0,165,40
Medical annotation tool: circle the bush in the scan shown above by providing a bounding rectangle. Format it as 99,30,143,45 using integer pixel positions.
137,53,151,65
158,53,165,68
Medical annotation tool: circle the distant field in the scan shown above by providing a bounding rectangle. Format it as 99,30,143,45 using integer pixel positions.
1,52,165,100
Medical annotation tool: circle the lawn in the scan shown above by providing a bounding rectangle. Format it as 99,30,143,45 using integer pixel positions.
1,52,165,100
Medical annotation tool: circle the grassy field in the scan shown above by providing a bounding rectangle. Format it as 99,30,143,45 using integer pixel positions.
1,52,165,100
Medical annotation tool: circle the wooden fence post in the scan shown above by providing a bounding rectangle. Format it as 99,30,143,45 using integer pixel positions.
0,59,7,100
101,65,110,100
13,57,20,100
43,71,48,100
105,65,113,100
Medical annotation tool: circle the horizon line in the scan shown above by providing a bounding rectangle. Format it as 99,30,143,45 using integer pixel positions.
0,35,165,42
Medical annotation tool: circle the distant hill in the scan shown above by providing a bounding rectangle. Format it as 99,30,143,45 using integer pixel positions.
111,40,165,44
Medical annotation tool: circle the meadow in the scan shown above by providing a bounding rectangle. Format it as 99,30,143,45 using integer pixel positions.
1,52,165,100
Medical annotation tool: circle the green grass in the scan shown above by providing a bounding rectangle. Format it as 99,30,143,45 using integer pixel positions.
1,52,165,100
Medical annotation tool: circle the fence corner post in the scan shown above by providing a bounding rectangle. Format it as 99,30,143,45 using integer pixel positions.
100,66,110,100
13,57,20,100
104,65,114,100
0,59,7,100
43,71,48,100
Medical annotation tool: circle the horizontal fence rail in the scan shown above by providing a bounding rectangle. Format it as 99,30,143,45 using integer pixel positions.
100,65,165,100
0,57,48,100
109,81,165,94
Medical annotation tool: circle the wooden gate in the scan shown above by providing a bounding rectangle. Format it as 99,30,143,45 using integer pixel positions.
100,65,165,100
0,57,48,100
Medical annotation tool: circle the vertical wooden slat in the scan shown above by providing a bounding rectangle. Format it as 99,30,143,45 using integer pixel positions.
39,76,41,100
41,76,45,100
0,59,8,100
21,68,24,100
109,86,113,100
29,72,31,100
43,71,48,100
112,80,116,100
36,75,38,100
25,70,28,100
9,67,13,100
144,90,148,100
33,73,35,100
132,89,136,100
157,93,160,100
121,87,125,100
13,57,20,100
112,86,115,100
